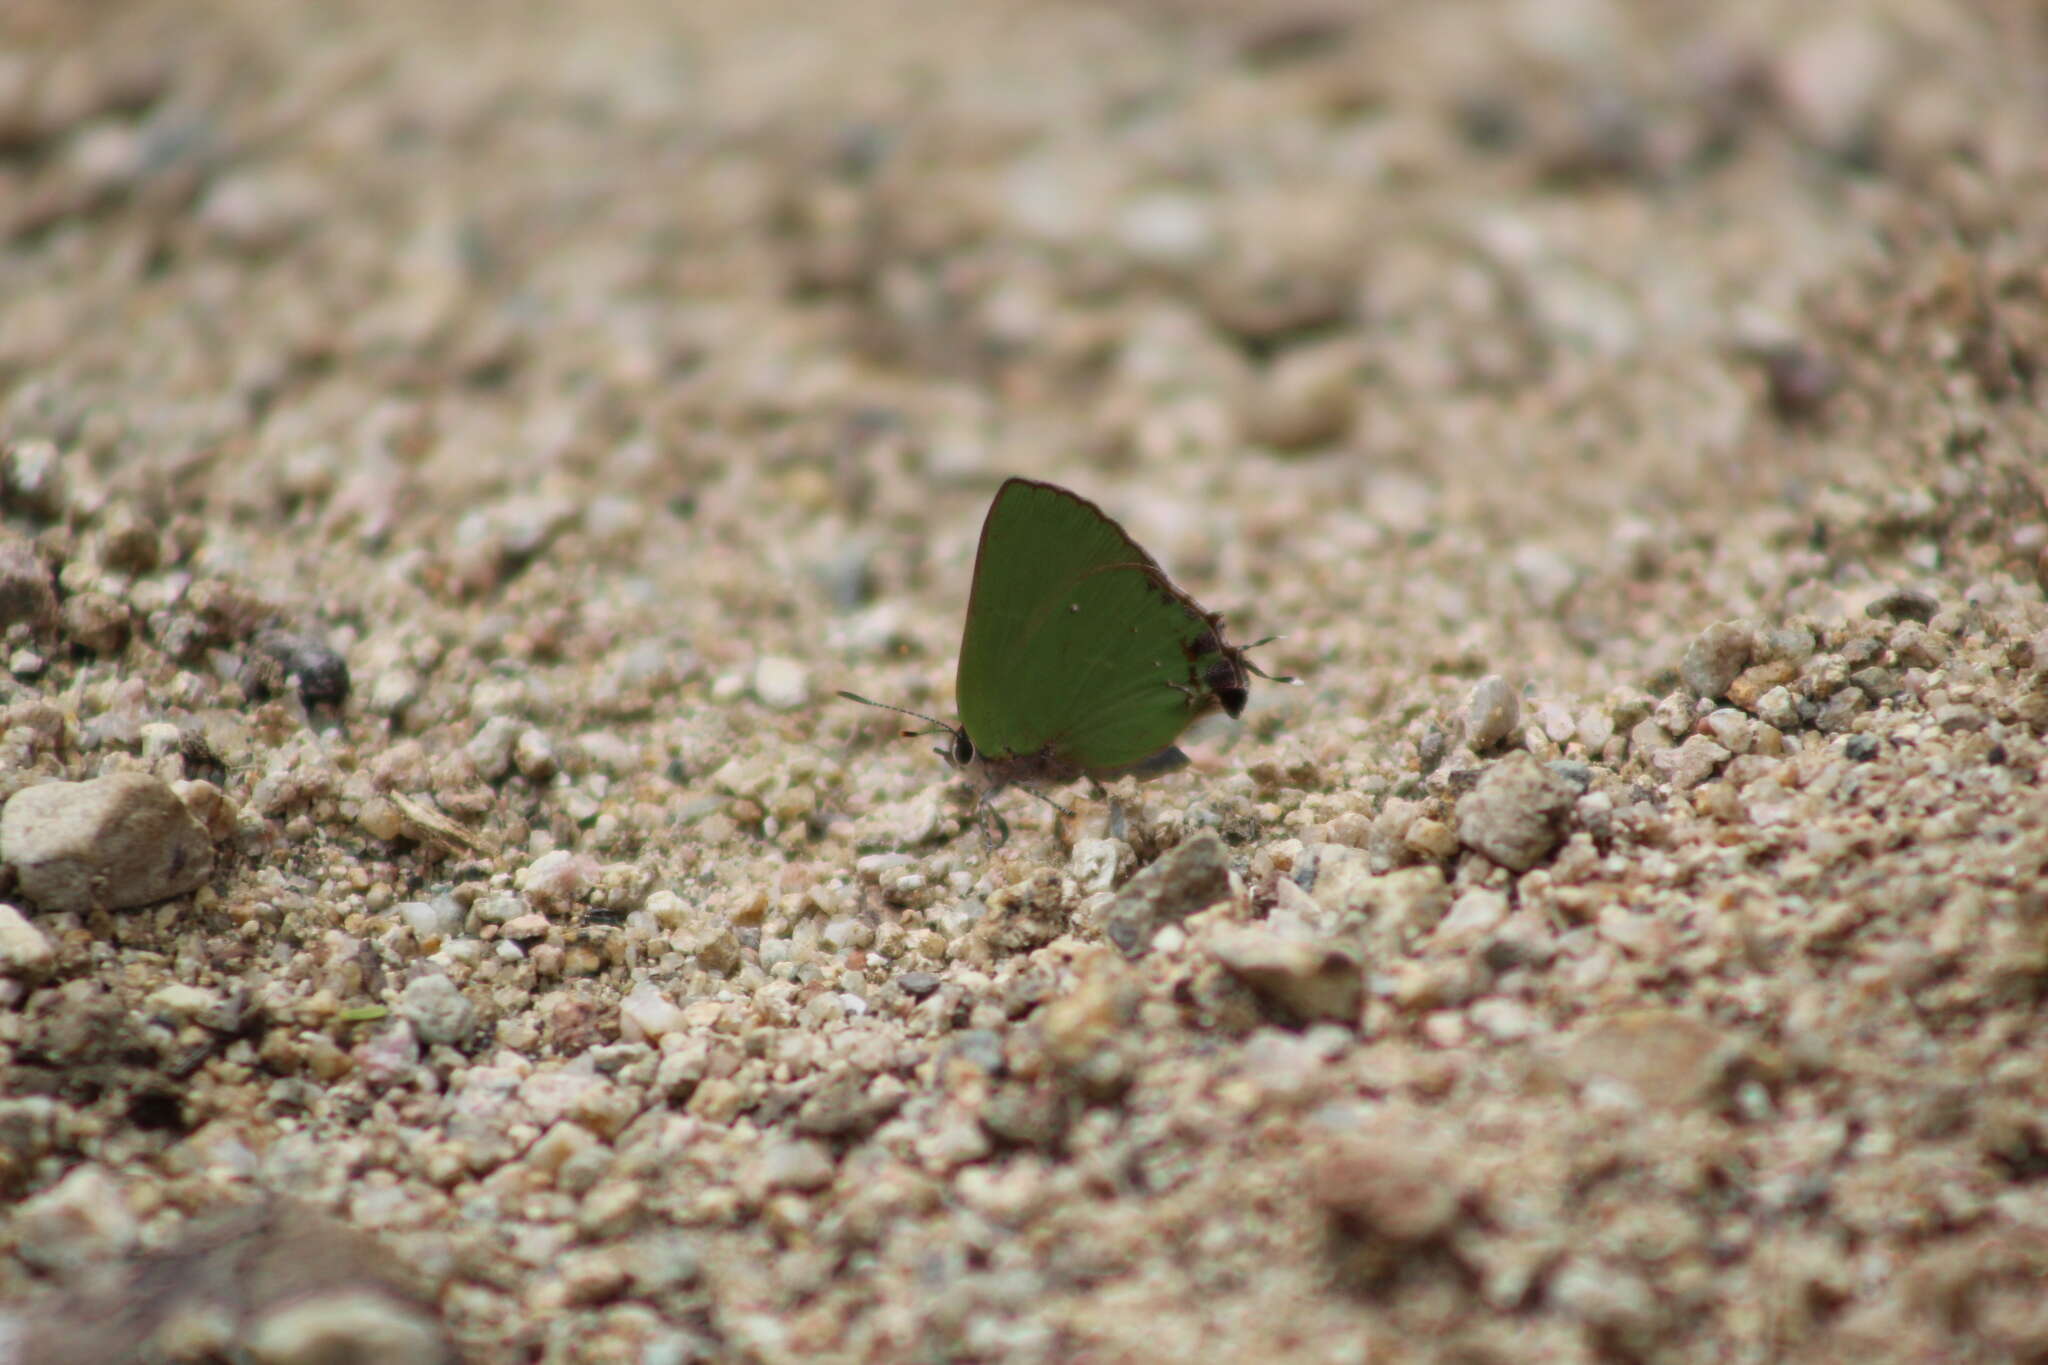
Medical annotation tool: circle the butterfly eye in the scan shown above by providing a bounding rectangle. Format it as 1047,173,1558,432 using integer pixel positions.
951,730,976,766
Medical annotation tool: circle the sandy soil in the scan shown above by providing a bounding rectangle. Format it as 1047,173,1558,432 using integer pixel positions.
3,0,2048,1361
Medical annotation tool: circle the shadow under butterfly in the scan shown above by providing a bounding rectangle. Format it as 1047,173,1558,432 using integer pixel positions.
842,476,1296,845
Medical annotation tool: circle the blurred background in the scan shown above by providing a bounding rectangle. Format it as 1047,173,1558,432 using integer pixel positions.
4,2,2047,1361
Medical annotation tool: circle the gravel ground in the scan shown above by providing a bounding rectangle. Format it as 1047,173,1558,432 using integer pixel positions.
3,1,2048,1362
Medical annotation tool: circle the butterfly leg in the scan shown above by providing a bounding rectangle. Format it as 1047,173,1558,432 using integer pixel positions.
1024,788,1073,818
1081,777,1127,842
976,798,1012,850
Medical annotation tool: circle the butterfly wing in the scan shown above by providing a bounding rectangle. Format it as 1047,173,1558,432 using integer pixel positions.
956,478,1249,776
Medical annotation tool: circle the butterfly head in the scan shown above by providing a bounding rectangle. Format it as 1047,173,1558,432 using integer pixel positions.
838,690,976,768
1205,653,1251,719
944,727,976,768
1201,633,1296,720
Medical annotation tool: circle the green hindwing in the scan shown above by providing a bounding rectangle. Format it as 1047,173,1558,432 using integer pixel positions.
955,478,1251,777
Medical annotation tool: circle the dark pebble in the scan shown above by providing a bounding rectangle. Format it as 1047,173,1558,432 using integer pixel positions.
1848,666,1897,700
1417,726,1449,777
1866,588,1939,625
1760,344,1842,420
1103,832,1234,957
946,1029,1007,1075
1546,760,1593,791
980,1080,1071,1149
1442,767,1484,797
253,629,351,706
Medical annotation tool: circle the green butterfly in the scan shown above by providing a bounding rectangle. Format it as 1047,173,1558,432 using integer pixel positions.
843,476,1291,840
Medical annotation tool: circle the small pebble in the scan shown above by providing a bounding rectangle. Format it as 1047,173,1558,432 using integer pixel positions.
1755,685,1800,731
1758,343,1842,419
1559,1009,1740,1110
1102,832,1234,957
396,897,465,942
1778,19,1895,157
148,983,219,1019
196,168,325,251
751,656,810,711
1700,710,1753,753
1455,753,1575,872
1211,926,1362,1026
1303,850,1450,937
1463,675,1519,752
466,716,522,781
1114,190,1217,267
0,540,57,631
60,591,130,655
97,507,162,574
1,773,215,913
1069,838,1134,895
244,1291,447,1365
1652,734,1731,790
253,630,352,706
172,778,236,844
795,1071,905,1139
513,728,557,780
1242,342,1359,452
1814,689,1869,734
1430,889,1509,952
1680,621,1753,701
0,902,55,977
12,1165,138,1274
1469,997,1537,1041
516,849,592,904
369,670,422,719
397,973,475,1046
356,798,406,842
1865,587,1940,625
1511,546,1580,613
759,1138,835,1192
1311,1122,1463,1243
1545,759,1592,791
1933,703,1985,733
500,914,549,942
470,891,522,926
0,440,68,521
1402,817,1458,861
619,983,689,1041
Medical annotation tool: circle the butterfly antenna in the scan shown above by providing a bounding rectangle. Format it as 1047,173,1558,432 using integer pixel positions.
836,691,959,738
1239,637,1302,686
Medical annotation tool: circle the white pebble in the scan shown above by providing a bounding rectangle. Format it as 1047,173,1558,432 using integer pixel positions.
620,983,689,1042
751,656,810,711
397,897,465,942
0,903,53,977
517,849,591,903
